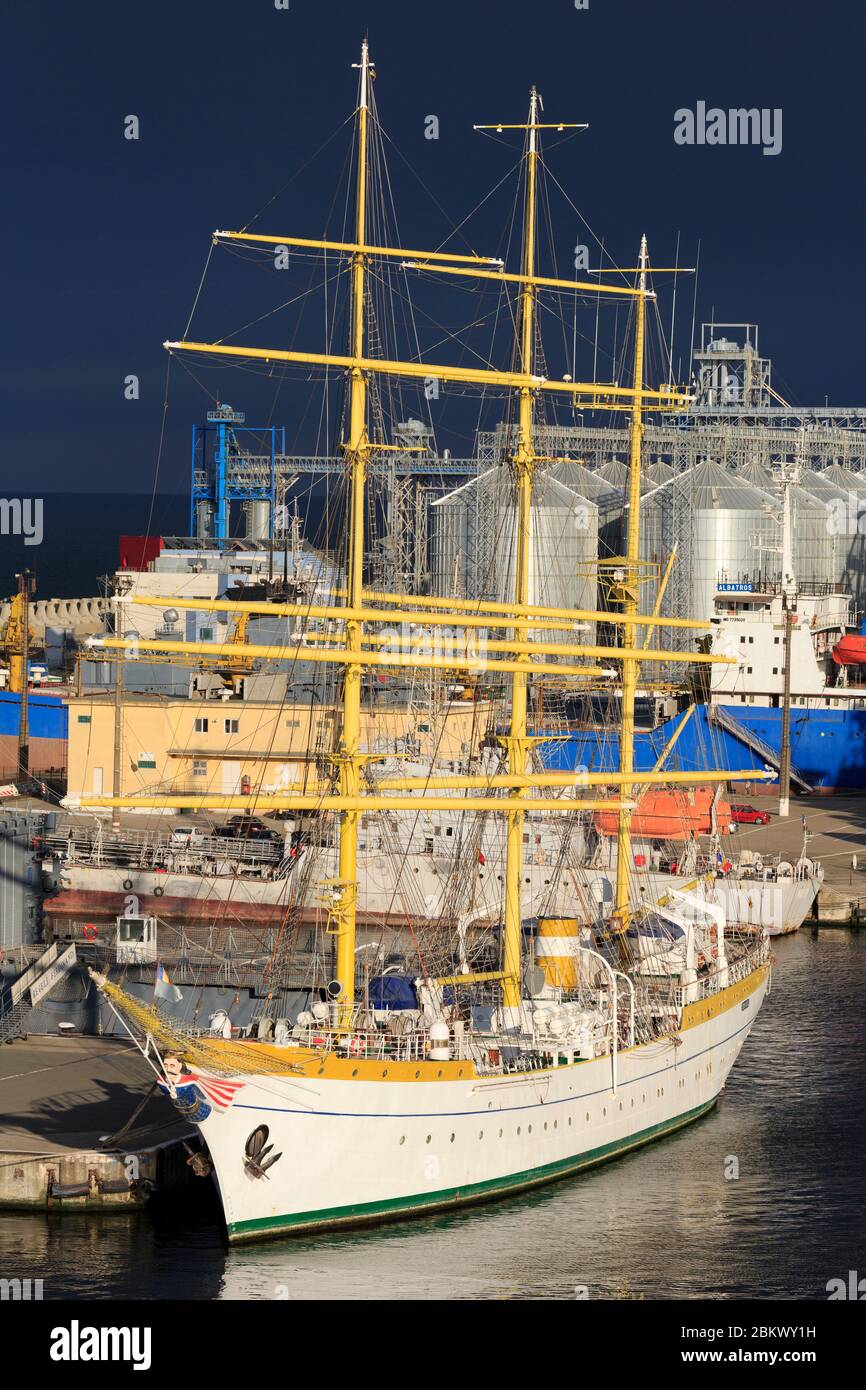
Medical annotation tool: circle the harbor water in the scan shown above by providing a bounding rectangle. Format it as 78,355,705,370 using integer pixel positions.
1,929,863,1300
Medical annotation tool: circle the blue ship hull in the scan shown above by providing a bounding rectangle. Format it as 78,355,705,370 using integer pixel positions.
538,703,866,794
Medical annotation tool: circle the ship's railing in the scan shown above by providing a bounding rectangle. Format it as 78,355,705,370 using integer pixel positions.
44,826,285,871
287,1022,456,1063
673,939,770,1007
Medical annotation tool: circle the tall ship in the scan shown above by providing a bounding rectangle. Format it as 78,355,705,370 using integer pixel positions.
21,43,778,1237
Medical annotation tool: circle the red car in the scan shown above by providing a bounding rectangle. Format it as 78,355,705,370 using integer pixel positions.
731,803,772,826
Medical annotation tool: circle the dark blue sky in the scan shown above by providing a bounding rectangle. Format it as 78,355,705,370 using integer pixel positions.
6,1,865,501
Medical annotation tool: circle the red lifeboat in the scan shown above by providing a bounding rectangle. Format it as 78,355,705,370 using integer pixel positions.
593,786,732,841
832,633,866,666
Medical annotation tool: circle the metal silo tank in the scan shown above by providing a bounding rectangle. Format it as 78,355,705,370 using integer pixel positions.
431,469,598,645
813,465,866,609
675,459,778,624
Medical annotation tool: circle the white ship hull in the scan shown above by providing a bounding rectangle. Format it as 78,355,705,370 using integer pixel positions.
53,853,820,935
187,964,769,1241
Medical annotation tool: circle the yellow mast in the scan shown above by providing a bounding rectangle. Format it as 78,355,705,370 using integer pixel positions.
614,234,649,932
502,88,539,1020
333,38,372,1012
478,90,584,1021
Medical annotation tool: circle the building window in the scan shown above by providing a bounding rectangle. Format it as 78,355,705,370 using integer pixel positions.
194,718,209,734
224,719,239,734
192,760,207,776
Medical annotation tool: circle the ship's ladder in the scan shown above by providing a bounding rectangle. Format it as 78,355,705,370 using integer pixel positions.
708,705,813,793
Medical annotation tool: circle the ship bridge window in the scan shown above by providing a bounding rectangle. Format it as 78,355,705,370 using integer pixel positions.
224,719,239,734
194,718,209,734
192,760,207,776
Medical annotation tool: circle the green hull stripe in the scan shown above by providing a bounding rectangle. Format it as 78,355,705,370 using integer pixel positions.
227,1097,718,1242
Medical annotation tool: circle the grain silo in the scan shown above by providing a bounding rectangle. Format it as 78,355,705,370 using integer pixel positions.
431,467,599,644
659,458,779,627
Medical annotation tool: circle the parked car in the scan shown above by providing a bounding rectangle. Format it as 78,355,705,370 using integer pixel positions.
213,815,282,845
169,825,206,847
730,803,772,826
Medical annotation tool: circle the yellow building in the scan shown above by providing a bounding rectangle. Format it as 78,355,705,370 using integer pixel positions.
65,692,491,806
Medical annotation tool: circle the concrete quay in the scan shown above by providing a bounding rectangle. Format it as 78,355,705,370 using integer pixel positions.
0,1035,197,1211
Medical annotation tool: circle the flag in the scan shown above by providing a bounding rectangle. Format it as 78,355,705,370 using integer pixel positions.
154,961,183,1004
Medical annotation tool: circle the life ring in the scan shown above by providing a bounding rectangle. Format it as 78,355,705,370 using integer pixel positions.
122,879,133,891
153,885,164,897
347,1036,364,1056
83,923,98,940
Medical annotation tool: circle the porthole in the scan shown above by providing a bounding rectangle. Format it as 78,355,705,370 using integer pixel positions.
479,1131,484,1140
498,1128,503,1138
382,1069,388,1077
425,1135,432,1144
585,1112,590,1122
352,1068,358,1077
517,1126,522,1136
450,1133,455,1143
399,1136,406,1145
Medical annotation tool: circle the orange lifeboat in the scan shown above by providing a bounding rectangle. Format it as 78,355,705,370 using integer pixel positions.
593,786,732,841
832,633,866,666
